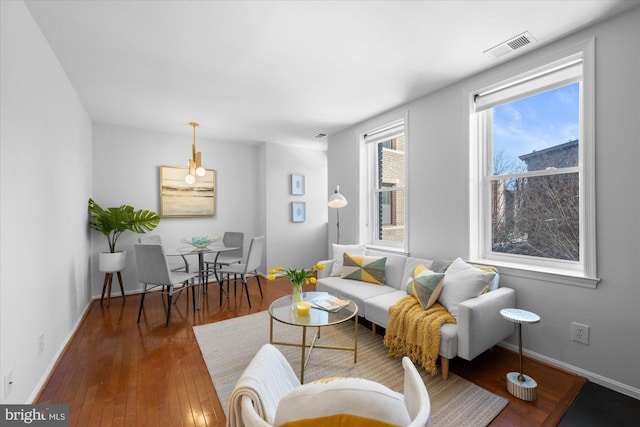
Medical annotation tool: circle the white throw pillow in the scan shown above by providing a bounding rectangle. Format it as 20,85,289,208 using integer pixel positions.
438,257,496,318
330,243,365,276
274,377,411,427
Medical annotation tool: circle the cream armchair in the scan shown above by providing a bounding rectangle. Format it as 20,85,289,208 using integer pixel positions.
229,344,431,427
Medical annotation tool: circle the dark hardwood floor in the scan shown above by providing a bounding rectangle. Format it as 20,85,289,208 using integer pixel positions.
36,277,586,426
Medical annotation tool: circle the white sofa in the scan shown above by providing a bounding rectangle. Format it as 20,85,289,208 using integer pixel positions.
316,247,515,379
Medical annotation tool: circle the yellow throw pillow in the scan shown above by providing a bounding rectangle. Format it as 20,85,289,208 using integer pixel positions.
472,264,500,294
405,264,431,294
341,253,387,285
412,271,445,309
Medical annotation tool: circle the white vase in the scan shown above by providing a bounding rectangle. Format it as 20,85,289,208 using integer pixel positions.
99,251,127,273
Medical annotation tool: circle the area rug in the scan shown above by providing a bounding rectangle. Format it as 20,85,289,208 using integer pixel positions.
193,311,508,427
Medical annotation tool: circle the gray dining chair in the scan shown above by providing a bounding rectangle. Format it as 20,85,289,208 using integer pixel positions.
204,231,244,287
134,244,199,326
217,236,264,308
138,234,190,272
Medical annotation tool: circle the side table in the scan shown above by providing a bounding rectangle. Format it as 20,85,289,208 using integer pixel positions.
500,307,541,401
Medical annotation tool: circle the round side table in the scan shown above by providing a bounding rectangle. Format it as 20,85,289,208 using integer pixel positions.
500,308,541,401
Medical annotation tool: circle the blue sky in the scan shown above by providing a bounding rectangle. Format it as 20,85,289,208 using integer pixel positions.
493,82,579,172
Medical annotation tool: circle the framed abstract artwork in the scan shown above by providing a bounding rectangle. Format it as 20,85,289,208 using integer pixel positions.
291,174,305,195
160,165,216,217
291,201,306,222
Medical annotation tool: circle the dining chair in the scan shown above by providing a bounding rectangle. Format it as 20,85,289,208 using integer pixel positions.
217,236,264,308
138,234,190,272
134,244,199,326
204,231,244,288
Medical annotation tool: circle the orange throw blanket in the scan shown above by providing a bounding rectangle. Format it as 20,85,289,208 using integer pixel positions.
383,296,456,375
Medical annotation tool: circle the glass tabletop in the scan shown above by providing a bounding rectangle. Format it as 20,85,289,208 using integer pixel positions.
269,291,357,327
175,243,239,255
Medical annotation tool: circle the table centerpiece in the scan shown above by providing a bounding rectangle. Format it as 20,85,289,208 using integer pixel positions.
267,263,325,307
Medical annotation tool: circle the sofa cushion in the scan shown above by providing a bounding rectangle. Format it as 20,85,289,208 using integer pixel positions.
274,377,411,427
330,244,366,276
472,264,500,292
405,264,431,295
412,272,445,310
400,257,434,289
364,290,406,327
316,277,397,318
366,249,408,290
341,253,386,285
438,258,496,318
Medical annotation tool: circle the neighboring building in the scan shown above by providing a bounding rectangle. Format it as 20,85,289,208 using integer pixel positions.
493,139,579,260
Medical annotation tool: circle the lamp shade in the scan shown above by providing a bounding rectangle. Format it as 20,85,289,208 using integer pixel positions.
328,186,348,208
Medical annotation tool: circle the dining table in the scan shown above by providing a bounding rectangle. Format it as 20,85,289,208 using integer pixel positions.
171,241,240,310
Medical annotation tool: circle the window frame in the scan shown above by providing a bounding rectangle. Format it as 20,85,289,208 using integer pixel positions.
469,39,598,287
361,116,408,252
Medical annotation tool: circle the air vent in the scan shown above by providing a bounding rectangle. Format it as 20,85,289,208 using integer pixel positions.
314,133,328,139
484,31,536,59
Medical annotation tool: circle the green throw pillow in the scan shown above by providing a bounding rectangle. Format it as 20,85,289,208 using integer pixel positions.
412,271,445,309
341,253,387,285
405,264,430,294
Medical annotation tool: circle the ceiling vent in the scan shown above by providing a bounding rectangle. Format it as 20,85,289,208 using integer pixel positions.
484,31,536,59
314,133,328,139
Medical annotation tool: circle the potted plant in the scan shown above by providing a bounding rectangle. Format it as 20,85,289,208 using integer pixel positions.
88,198,160,272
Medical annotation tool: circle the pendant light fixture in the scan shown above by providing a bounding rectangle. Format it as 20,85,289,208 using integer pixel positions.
185,121,206,184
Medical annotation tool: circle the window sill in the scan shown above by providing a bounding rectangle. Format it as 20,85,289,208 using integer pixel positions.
365,244,409,257
469,258,600,289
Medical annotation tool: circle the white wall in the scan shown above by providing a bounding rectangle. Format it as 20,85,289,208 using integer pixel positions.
0,0,93,403
328,7,640,398
91,125,330,297
91,123,262,296
264,143,328,271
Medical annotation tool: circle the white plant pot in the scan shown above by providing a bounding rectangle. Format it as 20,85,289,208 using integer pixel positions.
99,251,127,273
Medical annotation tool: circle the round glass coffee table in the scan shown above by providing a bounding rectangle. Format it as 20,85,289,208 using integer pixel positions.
268,291,358,383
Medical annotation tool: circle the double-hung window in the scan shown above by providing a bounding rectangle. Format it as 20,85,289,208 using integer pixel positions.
363,118,407,251
470,42,597,285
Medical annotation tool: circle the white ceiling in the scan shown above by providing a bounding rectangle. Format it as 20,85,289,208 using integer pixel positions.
24,0,638,147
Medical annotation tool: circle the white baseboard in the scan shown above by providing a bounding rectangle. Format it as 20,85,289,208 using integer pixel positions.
499,342,640,400
27,298,94,403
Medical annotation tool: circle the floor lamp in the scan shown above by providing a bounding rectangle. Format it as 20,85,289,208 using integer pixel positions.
328,185,348,243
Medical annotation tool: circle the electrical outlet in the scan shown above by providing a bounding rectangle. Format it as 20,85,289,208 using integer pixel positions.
4,370,13,399
38,332,45,356
572,322,589,344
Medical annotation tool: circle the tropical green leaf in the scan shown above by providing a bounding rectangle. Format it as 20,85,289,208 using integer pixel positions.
88,198,160,252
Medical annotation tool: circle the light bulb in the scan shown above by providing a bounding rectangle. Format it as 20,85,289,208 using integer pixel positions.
185,174,196,184
195,166,206,176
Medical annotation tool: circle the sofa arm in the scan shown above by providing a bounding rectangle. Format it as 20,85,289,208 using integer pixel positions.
317,259,334,279
456,287,516,360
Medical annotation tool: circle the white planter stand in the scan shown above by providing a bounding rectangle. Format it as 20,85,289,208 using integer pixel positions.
99,251,127,306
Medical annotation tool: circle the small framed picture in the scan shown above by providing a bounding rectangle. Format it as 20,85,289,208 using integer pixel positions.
291,201,306,222
291,174,305,195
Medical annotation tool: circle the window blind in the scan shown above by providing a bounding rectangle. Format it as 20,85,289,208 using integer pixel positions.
363,120,404,144
474,54,583,112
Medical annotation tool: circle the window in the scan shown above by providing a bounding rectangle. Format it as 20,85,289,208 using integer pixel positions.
363,119,407,250
470,43,597,284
